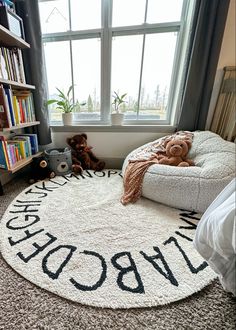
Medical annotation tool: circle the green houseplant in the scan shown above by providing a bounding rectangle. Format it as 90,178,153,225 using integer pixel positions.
111,91,127,126
47,86,76,125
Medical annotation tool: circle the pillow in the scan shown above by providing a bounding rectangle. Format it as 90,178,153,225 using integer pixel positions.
193,178,236,296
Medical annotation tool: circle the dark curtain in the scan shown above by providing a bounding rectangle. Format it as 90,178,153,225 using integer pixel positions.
177,0,230,131
15,0,52,145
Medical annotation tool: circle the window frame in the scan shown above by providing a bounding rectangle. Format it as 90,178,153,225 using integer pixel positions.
40,0,194,126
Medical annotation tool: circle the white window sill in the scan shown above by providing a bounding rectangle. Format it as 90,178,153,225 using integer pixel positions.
50,124,176,133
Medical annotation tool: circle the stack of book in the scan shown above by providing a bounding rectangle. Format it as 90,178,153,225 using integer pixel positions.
0,47,26,83
0,85,36,128
0,134,39,169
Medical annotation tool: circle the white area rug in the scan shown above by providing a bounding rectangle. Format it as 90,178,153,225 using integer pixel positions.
0,170,216,308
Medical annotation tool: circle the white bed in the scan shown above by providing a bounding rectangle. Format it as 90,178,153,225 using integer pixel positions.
193,178,236,296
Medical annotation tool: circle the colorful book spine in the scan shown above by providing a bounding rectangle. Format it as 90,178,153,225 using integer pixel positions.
12,95,21,124
0,47,26,84
12,91,36,124
16,133,38,155
4,87,16,126
0,136,10,169
0,85,12,128
0,141,9,169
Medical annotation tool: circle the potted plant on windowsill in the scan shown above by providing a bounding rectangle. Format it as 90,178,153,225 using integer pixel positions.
111,91,127,126
47,86,77,126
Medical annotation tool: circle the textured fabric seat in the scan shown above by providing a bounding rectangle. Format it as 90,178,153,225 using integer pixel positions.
122,131,235,213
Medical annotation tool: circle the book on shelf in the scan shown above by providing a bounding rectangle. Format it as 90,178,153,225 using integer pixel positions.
0,135,10,169
4,85,15,126
13,90,36,123
0,133,39,170
13,135,32,158
14,133,38,154
0,47,26,84
0,84,12,128
0,53,8,80
7,140,22,162
0,85,36,128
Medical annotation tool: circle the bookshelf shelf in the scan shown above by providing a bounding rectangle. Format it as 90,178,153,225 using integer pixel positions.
0,24,30,49
0,151,42,174
0,121,40,132
0,78,35,90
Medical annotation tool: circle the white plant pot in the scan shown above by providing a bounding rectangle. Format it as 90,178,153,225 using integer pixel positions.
111,113,124,126
62,113,73,126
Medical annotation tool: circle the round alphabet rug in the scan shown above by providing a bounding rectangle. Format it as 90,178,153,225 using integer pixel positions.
0,170,216,308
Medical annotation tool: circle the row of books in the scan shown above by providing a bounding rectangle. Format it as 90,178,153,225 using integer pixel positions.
0,85,36,128
0,134,39,170
0,47,26,83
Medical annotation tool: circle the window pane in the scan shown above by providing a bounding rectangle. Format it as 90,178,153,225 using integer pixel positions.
71,0,101,30
111,35,143,118
44,41,72,122
140,33,178,120
72,39,101,121
147,0,183,24
112,0,146,27
39,0,69,34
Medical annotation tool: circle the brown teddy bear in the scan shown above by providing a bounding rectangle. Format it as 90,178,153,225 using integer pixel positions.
157,139,195,167
67,133,105,172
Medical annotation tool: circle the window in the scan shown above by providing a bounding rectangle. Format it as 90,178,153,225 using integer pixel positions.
39,0,195,125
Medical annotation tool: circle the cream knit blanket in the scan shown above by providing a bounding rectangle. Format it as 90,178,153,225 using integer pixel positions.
121,131,194,205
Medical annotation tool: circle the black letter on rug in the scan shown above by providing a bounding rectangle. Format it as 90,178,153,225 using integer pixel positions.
178,218,197,230
17,233,57,263
179,210,200,220
6,215,40,230
175,231,193,242
8,228,44,246
140,246,178,286
70,250,107,291
25,188,47,198
42,245,77,280
93,171,105,177
111,252,144,294
108,170,118,177
49,179,67,186
164,237,208,273
9,203,41,214
35,182,58,192
80,170,93,179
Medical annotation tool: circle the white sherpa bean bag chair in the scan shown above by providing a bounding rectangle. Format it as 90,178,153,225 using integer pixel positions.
122,131,235,213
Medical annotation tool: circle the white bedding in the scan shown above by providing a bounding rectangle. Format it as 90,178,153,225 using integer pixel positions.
193,178,236,295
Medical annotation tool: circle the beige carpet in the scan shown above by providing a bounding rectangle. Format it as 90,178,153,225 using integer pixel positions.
0,177,236,329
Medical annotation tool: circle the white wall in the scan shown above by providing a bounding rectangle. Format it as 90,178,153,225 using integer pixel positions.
51,131,168,161
206,0,236,129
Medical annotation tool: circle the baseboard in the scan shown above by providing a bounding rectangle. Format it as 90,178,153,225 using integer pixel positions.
103,158,124,169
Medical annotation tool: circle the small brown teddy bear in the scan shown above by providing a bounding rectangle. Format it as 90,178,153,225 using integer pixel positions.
157,139,195,167
67,133,105,172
